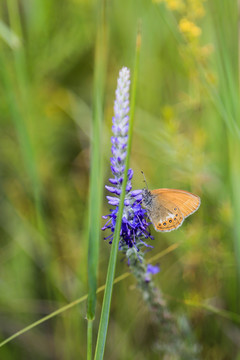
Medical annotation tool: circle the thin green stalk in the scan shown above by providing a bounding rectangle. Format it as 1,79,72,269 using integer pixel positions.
87,320,93,360
94,26,141,360
0,20,20,48
0,293,89,348
5,0,46,240
0,53,48,263
208,0,240,294
87,0,106,357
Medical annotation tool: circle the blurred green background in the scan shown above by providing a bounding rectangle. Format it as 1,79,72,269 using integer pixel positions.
0,0,240,359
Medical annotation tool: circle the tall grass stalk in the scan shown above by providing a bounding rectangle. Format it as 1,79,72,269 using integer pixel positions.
208,0,240,294
0,55,49,261
87,0,107,358
0,20,20,48
4,0,47,245
94,27,141,360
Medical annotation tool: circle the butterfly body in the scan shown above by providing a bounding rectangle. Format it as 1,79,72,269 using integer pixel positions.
142,188,200,232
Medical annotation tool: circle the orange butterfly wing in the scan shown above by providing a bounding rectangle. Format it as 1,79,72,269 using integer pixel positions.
150,189,200,232
151,189,200,218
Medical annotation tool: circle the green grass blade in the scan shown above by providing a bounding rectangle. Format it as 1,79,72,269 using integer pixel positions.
208,0,240,291
4,0,47,240
87,0,106,321
93,26,141,360
87,320,93,360
87,0,107,358
0,293,89,348
0,20,20,48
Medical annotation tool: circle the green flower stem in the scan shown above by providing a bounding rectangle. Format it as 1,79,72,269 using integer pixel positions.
87,0,107,358
87,320,93,360
93,27,141,360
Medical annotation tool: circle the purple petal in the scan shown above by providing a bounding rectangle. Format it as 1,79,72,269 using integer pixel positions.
110,165,118,174
146,264,160,275
109,178,118,185
122,125,129,135
104,234,113,241
102,225,110,230
134,194,143,201
126,183,132,192
128,169,133,180
107,196,120,206
105,186,121,195
111,146,117,155
131,189,142,197
105,185,117,193
111,137,118,145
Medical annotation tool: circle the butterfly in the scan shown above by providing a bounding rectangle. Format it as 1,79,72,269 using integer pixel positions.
142,188,201,232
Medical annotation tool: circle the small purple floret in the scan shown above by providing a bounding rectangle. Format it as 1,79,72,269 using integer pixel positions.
147,264,160,275
145,264,160,282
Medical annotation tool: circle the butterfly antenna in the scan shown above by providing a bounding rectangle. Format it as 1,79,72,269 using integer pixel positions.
141,171,148,189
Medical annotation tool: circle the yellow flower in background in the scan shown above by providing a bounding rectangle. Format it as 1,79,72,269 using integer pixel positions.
186,0,206,19
179,18,202,38
194,4,205,18
153,0,185,11
165,0,185,11
161,105,175,121
153,0,206,15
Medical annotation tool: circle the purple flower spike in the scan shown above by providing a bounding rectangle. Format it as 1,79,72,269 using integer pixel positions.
102,67,153,249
